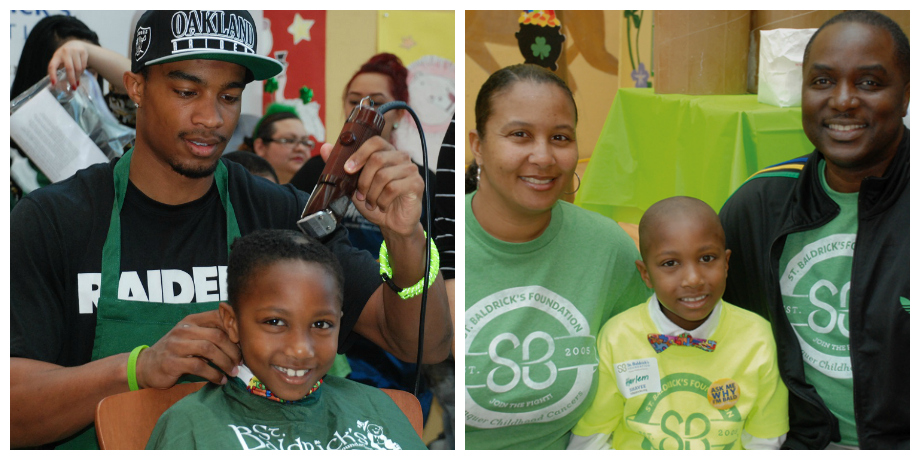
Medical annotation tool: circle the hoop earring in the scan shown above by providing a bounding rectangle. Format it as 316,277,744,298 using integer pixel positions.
477,165,482,186
563,172,581,195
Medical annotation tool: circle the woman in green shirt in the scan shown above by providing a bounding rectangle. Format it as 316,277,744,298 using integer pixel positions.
464,64,650,449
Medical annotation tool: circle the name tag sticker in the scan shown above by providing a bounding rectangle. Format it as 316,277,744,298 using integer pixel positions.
613,358,661,398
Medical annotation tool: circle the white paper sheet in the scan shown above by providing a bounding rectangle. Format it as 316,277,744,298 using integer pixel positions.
10,88,109,183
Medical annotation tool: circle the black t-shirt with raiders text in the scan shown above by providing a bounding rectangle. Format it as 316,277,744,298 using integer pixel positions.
10,158,379,367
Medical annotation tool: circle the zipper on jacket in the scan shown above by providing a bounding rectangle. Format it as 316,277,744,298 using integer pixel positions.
768,226,838,449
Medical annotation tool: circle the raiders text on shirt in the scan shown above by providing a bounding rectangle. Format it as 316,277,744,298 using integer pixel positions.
77,266,228,313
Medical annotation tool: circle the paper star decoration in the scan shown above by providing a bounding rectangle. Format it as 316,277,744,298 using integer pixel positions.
287,13,315,45
400,36,417,50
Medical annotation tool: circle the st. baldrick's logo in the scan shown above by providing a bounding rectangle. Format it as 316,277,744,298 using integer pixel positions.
465,286,596,428
627,373,743,450
780,233,855,379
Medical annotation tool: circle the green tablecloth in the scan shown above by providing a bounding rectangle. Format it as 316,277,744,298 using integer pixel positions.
575,88,814,225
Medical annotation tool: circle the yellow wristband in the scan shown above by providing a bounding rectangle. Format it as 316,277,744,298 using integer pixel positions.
379,233,440,300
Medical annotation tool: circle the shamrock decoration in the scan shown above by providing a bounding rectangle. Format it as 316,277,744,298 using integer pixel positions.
515,14,565,71
264,77,279,94
531,36,551,59
299,86,314,104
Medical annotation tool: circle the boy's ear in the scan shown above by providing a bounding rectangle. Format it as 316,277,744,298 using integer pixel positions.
635,260,653,289
218,302,240,344
724,249,731,276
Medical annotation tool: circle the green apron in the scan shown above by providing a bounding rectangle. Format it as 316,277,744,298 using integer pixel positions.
58,149,240,449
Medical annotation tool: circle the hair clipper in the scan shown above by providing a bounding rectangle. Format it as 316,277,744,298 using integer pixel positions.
298,98,385,239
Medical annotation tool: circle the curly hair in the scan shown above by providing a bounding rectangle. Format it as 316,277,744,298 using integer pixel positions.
344,52,409,103
226,229,344,310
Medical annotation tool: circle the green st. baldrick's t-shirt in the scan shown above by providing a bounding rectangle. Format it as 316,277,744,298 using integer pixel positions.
779,160,858,446
147,375,426,450
464,193,651,449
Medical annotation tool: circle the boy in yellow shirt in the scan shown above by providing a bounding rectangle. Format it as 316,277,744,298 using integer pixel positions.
569,196,788,450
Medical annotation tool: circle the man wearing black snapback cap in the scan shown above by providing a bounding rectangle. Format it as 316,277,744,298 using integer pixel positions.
10,10,451,449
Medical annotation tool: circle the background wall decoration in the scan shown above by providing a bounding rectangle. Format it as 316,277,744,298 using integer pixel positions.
377,11,455,64
261,11,327,155
621,10,652,89
465,10,624,188
376,11,456,170
392,56,456,170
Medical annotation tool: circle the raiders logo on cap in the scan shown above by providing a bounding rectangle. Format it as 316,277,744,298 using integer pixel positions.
131,10,282,82
134,27,151,61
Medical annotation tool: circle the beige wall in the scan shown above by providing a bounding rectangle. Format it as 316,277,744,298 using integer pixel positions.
323,11,456,143
465,11,622,169
465,9,908,170
324,11,379,140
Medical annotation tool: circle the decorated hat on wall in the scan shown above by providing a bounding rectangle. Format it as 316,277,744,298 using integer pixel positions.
515,10,565,71
131,10,283,82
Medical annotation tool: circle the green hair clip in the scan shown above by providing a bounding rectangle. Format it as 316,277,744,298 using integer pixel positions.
264,77,279,94
299,86,314,104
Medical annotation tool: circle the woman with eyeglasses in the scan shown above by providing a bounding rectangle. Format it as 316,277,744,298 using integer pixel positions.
239,103,314,185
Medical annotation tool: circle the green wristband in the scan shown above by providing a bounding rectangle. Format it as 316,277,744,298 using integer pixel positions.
379,232,440,300
127,345,149,391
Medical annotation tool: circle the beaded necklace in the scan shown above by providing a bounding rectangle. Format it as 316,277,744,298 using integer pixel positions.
238,364,322,404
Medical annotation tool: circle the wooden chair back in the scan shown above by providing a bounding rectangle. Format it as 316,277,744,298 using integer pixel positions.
95,381,205,450
381,388,424,438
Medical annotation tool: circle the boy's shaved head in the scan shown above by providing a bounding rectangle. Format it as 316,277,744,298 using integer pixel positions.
636,196,731,331
639,196,725,261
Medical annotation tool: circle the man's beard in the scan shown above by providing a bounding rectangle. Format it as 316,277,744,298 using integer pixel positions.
171,131,227,178
169,157,221,179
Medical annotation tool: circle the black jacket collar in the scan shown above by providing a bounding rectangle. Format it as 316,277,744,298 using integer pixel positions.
790,127,909,227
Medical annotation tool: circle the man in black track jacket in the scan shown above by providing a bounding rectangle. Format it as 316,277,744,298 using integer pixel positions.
719,11,909,450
